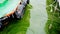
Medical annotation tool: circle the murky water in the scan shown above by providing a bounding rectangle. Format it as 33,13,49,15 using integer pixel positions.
26,0,48,34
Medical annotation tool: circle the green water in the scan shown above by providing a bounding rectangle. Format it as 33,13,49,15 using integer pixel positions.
0,0,21,18
0,0,8,7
